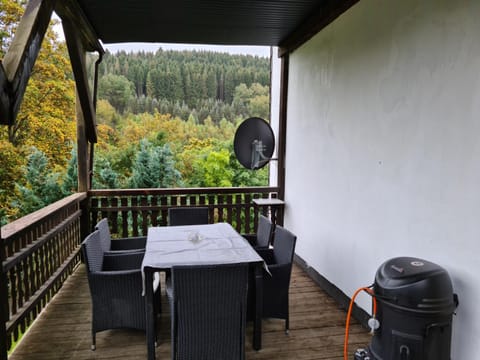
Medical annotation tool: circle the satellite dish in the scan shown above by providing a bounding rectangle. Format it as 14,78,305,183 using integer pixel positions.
234,117,275,170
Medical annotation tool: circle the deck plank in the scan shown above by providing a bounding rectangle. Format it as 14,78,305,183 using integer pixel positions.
9,264,370,359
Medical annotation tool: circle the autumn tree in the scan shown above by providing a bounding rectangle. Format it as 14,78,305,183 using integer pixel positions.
1,0,76,222
0,140,24,219
0,1,75,165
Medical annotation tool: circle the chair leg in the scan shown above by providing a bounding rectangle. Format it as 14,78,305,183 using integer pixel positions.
285,317,289,335
91,332,96,350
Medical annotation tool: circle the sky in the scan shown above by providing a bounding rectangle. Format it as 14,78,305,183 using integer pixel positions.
104,42,271,58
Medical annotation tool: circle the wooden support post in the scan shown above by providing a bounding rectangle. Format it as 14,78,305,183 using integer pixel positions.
0,0,56,125
75,88,89,192
0,66,10,125
62,15,99,192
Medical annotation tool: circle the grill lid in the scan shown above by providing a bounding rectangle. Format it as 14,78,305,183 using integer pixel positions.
374,257,455,313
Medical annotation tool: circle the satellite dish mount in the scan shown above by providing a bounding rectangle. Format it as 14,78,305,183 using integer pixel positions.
234,117,276,170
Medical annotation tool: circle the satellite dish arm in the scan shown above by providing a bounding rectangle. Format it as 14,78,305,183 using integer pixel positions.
251,140,277,170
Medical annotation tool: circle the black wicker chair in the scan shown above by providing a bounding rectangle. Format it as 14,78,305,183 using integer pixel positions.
95,218,146,254
81,230,160,350
168,207,209,226
254,225,297,334
243,214,273,250
167,263,249,360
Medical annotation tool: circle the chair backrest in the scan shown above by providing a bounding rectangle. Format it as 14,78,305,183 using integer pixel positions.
81,230,104,273
171,263,249,360
95,218,112,253
256,215,273,248
272,225,297,265
168,207,209,226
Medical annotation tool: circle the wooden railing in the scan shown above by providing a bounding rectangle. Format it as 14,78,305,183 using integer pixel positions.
0,186,281,359
88,186,281,236
0,193,86,360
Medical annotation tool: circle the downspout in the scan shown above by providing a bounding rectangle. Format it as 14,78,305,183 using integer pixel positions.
89,51,103,189
277,52,289,224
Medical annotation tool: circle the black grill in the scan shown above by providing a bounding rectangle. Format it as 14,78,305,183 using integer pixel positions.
356,257,458,360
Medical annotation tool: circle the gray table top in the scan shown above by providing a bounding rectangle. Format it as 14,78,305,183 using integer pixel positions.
142,222,263,270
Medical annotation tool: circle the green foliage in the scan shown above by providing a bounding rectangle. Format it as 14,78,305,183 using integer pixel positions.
13,147,66,217
94,156,119,189
0,140,24,219
91,49,270,117
128,139,182,188
233,82,270,119
98,74,135,113
62,147,77,194
189,147,233,187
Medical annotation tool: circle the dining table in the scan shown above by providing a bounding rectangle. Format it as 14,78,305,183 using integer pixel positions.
141,222,264,360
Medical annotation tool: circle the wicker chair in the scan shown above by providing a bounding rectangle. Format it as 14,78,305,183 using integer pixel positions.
81,230,160,350
168,207,209,226
243,214,273,250
167,263,249,360
254,225,297,333
95,218,146,254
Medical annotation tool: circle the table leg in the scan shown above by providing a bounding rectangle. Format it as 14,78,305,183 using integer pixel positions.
253,264,263,350
145,269,156,360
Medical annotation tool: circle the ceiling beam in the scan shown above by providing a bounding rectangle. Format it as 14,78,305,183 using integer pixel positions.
55,0,104,54
278,0,360,57
0,0,56,125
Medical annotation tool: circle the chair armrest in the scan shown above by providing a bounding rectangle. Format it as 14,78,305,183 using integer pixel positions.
89,269,142,293
242,234,257,247
266,263,291,278
110,236,147,251
104,248,145,256
103,252,144,271
256,248,274,264
88,270,144,306
263,263,292,293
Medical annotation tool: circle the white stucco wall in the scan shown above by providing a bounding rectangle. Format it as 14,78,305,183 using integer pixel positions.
284,0,480,358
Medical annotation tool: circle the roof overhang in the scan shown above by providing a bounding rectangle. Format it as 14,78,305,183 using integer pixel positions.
56,0,360,55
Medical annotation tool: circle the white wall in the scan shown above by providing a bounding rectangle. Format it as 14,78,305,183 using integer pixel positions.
284,0,480,358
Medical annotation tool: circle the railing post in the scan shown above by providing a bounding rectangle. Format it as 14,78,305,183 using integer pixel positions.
0,237,9,360
79,196,90,244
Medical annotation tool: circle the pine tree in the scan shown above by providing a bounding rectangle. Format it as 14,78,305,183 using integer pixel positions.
128,140,182,188
62,148,78,194
93,157,119,189
13,147,66,216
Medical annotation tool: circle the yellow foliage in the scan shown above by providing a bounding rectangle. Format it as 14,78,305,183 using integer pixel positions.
0,140,24,218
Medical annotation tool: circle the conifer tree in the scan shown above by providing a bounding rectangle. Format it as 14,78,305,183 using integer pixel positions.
128,139,182,188
13,147,65,216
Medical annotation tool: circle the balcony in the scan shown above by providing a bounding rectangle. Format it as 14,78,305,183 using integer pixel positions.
1,188,369,359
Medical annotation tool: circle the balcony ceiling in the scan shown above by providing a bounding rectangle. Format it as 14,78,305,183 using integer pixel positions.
73,0,354,48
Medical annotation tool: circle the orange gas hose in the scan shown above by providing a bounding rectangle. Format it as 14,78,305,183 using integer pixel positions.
343,287,377,360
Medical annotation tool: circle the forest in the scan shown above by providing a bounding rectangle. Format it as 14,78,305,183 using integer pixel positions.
0,0,272,225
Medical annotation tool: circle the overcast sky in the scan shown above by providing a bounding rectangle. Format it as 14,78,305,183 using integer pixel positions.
104,42,271,58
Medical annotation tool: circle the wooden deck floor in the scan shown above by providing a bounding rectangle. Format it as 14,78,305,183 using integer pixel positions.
9,264,370,360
